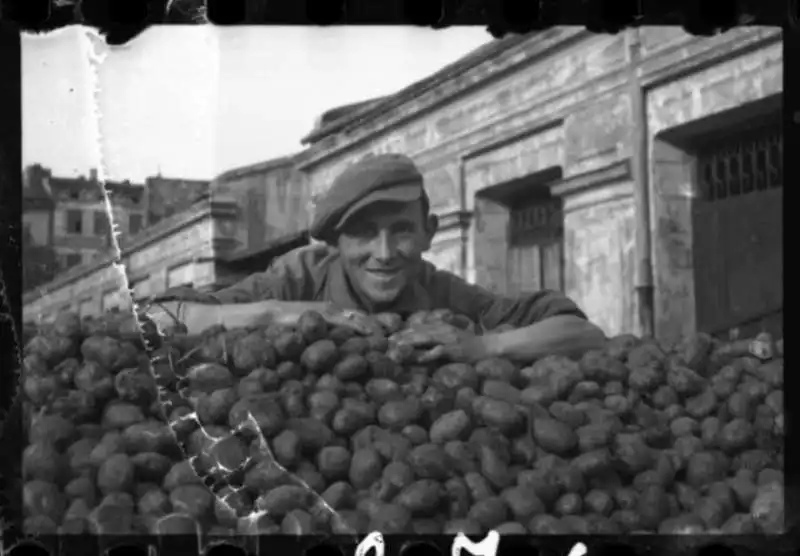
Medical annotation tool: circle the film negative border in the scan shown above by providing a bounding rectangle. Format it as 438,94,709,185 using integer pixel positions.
4,532,800,556
0,0,797,40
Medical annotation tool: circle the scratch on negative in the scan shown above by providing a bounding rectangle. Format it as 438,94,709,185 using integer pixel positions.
81,30,143,326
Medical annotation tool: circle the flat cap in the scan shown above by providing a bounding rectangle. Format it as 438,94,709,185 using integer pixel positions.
310,153,427,244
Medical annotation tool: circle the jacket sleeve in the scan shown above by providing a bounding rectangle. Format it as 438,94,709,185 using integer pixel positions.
430,269,587,330
150,245,327,305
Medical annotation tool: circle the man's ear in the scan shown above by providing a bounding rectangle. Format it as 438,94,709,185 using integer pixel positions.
423,214,439,250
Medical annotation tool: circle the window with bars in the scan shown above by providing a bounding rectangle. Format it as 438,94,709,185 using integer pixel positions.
508,198,563,245
696,126,783,202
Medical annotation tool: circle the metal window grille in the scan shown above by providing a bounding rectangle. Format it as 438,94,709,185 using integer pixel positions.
697,126,783,202
508,198,563,245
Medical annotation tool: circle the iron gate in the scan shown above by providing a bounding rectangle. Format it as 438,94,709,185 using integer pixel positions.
506,197,564,294
692,124,783,337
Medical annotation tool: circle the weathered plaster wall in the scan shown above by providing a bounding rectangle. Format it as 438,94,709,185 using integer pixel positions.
645,32,782,343
298,27,782,339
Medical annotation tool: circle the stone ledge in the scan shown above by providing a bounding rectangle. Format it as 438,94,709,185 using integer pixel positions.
22,196,239,304
638,28,782,89
550,160,632,198
297,29,591,169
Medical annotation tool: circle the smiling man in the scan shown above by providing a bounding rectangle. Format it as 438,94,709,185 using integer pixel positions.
145,154,606,364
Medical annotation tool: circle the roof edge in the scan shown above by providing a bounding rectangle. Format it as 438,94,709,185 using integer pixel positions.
299,35,525,145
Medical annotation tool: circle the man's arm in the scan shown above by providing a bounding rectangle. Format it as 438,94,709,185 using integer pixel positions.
146,246,332,335
480,314,607,362
434,270,607,362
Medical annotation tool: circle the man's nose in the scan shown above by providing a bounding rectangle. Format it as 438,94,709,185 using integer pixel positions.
372,230,396,261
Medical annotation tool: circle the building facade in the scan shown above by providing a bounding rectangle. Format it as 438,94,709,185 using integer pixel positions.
22,155,311,322
24,28,783,345
298,27,783,343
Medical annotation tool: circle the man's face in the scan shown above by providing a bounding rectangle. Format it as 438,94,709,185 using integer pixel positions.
337,199,436,306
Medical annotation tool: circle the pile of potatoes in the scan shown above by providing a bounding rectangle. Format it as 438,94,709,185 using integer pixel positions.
21,308,784,537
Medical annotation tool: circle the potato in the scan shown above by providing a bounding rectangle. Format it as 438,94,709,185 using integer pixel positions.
686,452,727,488
475,358,517,383
433,363,480,393
300,340,340,374
402,424,428,445
316,446,352,482
429,410,472,444
364,378,402,404
131,453,173,483
295,310,327,343
435,478,469,520
395,480,443,515
374,431,413,462
456,473,492,505
138,489,170,517
24,480,66,523
366,351,403,380
23,442,65,483
122,421,175,454
378,399,422,431
331,354,368,382
64,477,96,506
576,422,613,452
532,418,577,456
443,518,483,535
96,453,135,495
549,401,587,429
230,333,277,374
477,398,524,436
162,460,203,491
528,514,572,534
228,394,286,436
408,444,453,481
717,418,756,453
501,486,546,521
368,503,412,533
307,389,340,424
468,496,509,529
520,385,558,407
348,448,383,490
481,380,522,405
635,485,670,530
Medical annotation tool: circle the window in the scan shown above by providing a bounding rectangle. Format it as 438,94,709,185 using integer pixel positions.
65,253,82,268
129,214,143,235
66,210,83,234
697,125,782,202
94,211,109,236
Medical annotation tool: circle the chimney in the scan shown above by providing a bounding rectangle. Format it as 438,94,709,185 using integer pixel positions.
90,168,98,182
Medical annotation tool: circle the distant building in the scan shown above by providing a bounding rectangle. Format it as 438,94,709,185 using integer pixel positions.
22,154,310,321
145,173,210,227
21,165,211,283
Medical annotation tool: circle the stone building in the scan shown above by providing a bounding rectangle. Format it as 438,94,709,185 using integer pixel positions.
298,27,783,343
23,165,152,269
22,155,311,322
24,27,783,344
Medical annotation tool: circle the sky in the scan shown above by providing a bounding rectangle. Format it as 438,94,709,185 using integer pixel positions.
22,26,494,183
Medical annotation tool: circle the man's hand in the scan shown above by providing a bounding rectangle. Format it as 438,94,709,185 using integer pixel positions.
321,306,385,337
389,323,493,363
